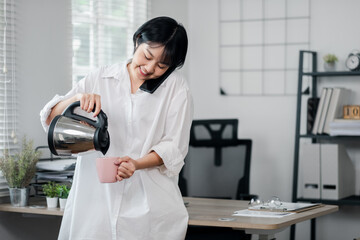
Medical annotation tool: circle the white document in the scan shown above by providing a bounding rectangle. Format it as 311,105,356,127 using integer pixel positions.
233,209,294,218
248,202,321,212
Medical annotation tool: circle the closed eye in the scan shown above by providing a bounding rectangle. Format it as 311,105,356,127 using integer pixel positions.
158,64,168,69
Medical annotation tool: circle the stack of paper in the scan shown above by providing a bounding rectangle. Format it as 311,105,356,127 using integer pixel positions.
248,202,321,213
329,119,360,136
36,159,76,171
36,171,74,181
233,209,294,218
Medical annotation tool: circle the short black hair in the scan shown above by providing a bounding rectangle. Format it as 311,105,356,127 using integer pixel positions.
133,16,188,93
133,16,188,70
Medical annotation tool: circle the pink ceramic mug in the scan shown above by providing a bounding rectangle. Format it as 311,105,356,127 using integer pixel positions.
95,157,118,183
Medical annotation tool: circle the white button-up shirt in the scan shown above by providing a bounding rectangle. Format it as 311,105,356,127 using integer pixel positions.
40,61,193,240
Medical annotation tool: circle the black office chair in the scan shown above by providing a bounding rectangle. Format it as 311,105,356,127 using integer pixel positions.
179,119,257,240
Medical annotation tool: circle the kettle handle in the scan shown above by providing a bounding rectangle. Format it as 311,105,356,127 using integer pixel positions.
62,101,108,129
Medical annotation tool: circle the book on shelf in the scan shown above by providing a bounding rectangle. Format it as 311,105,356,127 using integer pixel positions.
317,88,333,134
312,88,327,135
315,88,333,134
329,118,360,136
323,88,351,134
307,98,320,134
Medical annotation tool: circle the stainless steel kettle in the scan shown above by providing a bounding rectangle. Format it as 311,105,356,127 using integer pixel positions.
48,101,110,156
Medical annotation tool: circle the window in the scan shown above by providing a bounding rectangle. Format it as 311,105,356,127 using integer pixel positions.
0,0,17,197
72,0,149,85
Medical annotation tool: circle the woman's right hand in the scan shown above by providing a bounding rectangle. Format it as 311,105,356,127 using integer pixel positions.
77,93,102,117
46,93,102,126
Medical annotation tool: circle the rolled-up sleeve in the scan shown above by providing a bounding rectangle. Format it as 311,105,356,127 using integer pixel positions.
39,76,88,132
151,88,193,177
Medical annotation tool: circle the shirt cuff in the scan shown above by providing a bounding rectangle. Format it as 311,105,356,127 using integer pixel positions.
39,94,67,132
151,142,185,177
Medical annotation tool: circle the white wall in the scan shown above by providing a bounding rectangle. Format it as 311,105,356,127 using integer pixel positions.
188,0,360,240
3,0,360,240
17,0,72,147
0,0,71,239
150,0,189,80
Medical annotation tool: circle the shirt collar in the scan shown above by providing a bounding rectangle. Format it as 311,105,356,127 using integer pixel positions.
101,63,124,80
101,60,174,94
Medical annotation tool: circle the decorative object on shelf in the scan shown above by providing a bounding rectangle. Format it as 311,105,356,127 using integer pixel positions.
58,184,70,210
346,50,360,71
323,53,338,71
0,137,41,207
42,181,60,208
307,97,320,134
343,105,360,119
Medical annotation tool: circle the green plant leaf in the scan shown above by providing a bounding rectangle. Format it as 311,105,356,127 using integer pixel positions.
0,136,41,188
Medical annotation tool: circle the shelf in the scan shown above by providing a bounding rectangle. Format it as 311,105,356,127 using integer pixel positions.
0,197,64,216
299,134,360,140
302,71,360,77
297,195,360,206
291,50,360,240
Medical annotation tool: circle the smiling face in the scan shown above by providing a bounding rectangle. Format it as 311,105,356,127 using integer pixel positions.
127,43,170,85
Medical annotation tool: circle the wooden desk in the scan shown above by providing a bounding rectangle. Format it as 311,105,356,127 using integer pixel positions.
184,197,338,240
0,198,63,216
0,197,338,240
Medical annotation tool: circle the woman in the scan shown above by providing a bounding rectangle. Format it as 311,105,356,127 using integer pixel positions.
40,16,193,240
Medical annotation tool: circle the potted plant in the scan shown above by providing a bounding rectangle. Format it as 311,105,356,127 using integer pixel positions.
42,181,60,208
58,184,70,210
323,53,338,71
0,137,41,207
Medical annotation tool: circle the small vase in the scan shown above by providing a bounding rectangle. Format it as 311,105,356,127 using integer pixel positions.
8,187,29,207
46,197,58,208
324,62,336,71
59,198,67,210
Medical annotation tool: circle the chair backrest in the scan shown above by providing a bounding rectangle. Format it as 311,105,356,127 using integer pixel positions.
179,119,252,200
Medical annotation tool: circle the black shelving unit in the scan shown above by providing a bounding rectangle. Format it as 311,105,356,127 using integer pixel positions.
291,50,360,240
32,146,75,197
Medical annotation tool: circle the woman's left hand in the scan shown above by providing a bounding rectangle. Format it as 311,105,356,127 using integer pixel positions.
114,156,138,181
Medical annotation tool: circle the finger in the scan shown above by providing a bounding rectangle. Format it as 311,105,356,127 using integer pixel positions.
81,94,90,111
118,165,133,178
121,162,135,172
118,165,130,175
119,167,134,179
117,170,129,179
116,175,123,181
93,95,101,117
78,94,84,109
114,157,127,165
87,95,96,113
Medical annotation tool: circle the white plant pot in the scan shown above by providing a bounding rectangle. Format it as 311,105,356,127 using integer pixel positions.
324,62,336,71
46,197,58,208
59,198,67,210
